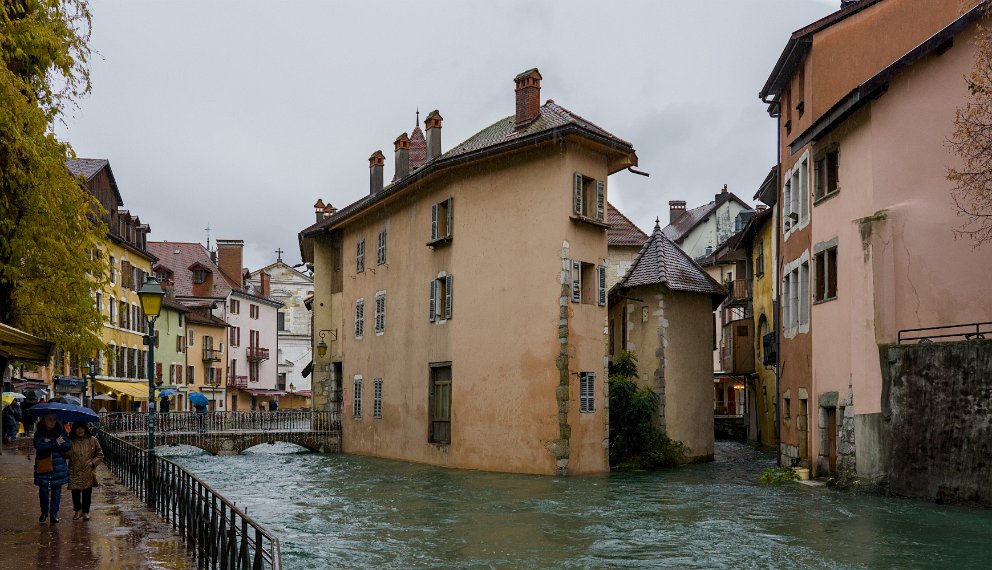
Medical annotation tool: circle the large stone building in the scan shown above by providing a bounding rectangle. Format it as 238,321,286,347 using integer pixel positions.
759,0,992,487
300,68,640,475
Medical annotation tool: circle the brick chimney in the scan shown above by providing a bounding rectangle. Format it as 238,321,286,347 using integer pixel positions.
425,110,442,161
313,199,325,223
669,200,687,224
716,183,728,203
393,132,410,181
260,271,271,297
369,150,385,195
514,68,542,129
216,239,244,285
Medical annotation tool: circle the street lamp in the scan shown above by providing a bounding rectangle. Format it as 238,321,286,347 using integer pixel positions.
316,329,337,358
137,275,165,507
80,359,97,410
289,382,295,409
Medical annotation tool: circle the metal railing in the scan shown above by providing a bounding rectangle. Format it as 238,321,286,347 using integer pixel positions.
102,410,341,435
203,348,223,362
98,432,282,569
897,321,992,344
247,347,270,362
228,375,248,388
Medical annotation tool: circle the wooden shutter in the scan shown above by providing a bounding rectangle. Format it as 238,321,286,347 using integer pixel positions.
595,181,605,221
429,280,437,322
444,274,453,320
178,365,183,383
445,198,453,238
573,172,583,215
597,265,606,306
571,261,582,303
431,203,439,240
155,362,162,381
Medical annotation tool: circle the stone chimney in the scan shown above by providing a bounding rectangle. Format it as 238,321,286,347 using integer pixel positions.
260,271,271,297
369,150,385,195
514,68,542,129
323,204,336,218
216,239,244,285
425,110,442,161
393,133,410,181
669,200,687,224
313,199,325,223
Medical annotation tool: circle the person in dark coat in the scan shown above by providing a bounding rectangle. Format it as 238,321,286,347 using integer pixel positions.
34,413,72,523
2,402,19,442
21,399,36,436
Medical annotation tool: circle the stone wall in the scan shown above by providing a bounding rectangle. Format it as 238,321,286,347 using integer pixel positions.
880,340,992,506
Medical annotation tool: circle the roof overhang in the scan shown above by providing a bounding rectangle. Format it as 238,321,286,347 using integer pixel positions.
0,323,54,363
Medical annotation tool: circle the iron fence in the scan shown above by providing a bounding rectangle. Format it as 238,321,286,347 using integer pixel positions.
102,410,341,435
897,321,991,344
98,432,282,569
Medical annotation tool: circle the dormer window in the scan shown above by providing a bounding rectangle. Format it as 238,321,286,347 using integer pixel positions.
193,269,207,284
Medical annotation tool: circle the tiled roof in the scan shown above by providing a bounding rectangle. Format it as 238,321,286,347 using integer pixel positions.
147,242,237,299
661,192,751,243
607,202,648,247
300,100,634,239
617,220,727,300
409,126,427,170
440,100,630,161
66,158,124,206
184,310,228,327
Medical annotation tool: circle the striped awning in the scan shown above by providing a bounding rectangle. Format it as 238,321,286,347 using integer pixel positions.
0,323,54,363
96,380,152,400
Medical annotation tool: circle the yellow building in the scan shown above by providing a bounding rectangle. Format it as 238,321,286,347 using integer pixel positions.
181,307,228,412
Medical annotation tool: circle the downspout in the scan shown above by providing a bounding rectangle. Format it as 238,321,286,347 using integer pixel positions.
763,94,783,467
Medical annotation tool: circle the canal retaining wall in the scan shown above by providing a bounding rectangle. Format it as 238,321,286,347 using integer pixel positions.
878,339,992,506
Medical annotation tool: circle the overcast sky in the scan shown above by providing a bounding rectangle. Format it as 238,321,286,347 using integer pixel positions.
58,0,838,270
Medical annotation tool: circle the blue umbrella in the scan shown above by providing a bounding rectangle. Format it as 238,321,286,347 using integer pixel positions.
158,389,178,398
188,392,209,406
53,395,82,405
27,402,99,424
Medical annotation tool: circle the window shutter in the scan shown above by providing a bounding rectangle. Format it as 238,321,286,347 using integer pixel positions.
596,181,605,221
178,365,183,383
429,280,437,322
444,274,453,320
597,265,607,306
176,335,182,352
445,198,453,238
431,203,439,240
155,362,162,381
573,172,583,215
571,261,582,303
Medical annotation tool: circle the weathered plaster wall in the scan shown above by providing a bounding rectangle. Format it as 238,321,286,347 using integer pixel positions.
750,218,777,449
606,245,641,291
881,341,992,506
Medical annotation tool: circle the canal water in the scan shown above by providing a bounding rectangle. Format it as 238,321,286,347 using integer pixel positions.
162,442,992,569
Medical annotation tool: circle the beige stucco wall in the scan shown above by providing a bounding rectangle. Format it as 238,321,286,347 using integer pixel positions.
314,139,614,475
608,287,715,462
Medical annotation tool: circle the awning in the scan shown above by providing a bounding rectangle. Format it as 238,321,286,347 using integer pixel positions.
0,323,54,363
96,380,151,400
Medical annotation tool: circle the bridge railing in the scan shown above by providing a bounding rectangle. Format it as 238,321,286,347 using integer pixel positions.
102,410,342,435
98,431,282,569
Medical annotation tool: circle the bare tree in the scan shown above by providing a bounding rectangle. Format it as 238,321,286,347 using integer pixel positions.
949,25,992,247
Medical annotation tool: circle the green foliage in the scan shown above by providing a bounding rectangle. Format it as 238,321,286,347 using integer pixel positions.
759,466,801,485
0,1,108,362
608,351,689,469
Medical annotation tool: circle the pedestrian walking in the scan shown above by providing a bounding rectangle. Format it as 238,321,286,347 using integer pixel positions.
2,401,20,442
66,421,103,521
195,402,207,433
33,413,72,524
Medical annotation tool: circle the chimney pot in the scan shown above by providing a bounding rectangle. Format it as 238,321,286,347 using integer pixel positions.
314,199,326,222
514,68,543,129
369,150,385,195
669,200,687,224
425,110,443,161
722,184,728,194
393,132,411,181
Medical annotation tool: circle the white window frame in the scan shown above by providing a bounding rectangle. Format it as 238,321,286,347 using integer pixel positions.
374,291,386,335
782,250,810,339
783,150,811,240
429,272,453,323
355,298,365,339
353,375,363,418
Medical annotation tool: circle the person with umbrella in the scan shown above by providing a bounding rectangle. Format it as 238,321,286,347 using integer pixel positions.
189,392,209,433
21,395,39,436
66,421,103,520
2,399,20,442
33,413,72,523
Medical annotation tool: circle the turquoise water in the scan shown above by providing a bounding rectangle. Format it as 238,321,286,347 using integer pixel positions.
163,442,992,569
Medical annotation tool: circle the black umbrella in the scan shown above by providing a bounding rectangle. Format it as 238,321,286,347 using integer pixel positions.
53,395,82,405
23,389,47,401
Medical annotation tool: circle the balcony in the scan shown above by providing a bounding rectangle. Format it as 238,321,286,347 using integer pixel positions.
721,318,755,374
247,346,270,362
227,375,248,388
723,278,751,308
202,348,222,362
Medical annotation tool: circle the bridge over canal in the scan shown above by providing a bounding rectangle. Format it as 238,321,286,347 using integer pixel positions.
101,411,341,455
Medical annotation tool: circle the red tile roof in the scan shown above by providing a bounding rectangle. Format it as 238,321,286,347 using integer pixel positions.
147,242,237,299
607,202,648,247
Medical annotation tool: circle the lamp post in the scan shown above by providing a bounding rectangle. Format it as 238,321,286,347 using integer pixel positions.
137,276,165,508
289,382,295,409
87,358,97,410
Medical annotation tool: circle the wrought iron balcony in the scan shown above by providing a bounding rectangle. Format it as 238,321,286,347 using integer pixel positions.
227,375,248,388
247,347,270,362
202,348,222,362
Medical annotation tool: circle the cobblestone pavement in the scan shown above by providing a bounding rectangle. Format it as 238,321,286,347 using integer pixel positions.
0,438,195,569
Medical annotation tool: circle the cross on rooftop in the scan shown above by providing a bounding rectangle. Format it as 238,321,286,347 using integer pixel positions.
275,248,284,262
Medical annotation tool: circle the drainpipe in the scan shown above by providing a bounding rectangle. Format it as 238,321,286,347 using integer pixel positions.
768,96,783,467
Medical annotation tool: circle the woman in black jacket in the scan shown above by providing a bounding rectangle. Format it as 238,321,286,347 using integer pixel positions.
33,413,72,523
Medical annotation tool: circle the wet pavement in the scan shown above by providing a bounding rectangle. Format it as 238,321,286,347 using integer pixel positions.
0,438,195,569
